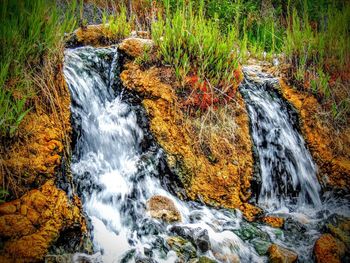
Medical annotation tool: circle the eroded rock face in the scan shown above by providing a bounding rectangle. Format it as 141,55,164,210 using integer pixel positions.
268,244,298,263
313,234,346,263
0,63,71,199
120,62,260,220
279,80,350,191
0,180,84,262
147,195,181,222
119,37,154,58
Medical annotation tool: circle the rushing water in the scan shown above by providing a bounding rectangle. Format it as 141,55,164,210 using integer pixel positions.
64,47,349,263
240,66,322,211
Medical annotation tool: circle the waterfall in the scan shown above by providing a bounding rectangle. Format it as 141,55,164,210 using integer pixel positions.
64,47,349,262
240,66,322,211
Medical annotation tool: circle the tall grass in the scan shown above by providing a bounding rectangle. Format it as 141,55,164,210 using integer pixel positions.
283,0,350,123
152,2,239,88
0,0,78,140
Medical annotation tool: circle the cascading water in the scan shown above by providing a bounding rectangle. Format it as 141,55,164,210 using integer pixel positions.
64,47,349,262
239,66,322,211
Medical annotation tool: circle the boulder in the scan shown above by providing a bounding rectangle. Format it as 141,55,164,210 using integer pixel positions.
169,226,211,253
251,238,271,256
167,236,197,261
119,37,154,58
261,216,284,228
147,195,181,222
267,244,298,263
313,234,346,263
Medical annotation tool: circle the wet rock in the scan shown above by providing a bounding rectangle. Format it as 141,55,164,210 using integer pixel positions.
261,216,284,228
251,238,271,256
167,236,197,261
169,226,211,253
321,214,350,250
194,256,218,263
283,217,306,235
147,195,181,222
233,222,270,241
267,244,298,263
137,218,165,236
151,236,170,258
313,234,346,263
195,229,211,253
135,255,158,263
119,37,154,58
213,252,240,263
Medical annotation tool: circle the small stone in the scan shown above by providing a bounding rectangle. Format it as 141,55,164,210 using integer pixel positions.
261,216,284,228
167,237,197,261
194,229,211,253
147,195,181,223
119,38,153,58
313,234,346,263
268,244,298,263
233,222,270,241
198,256,218,263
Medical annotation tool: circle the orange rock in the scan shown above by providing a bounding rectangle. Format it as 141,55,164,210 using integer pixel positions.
119,37,153,58
313,234,346,263
74,24,112,46
147,195,181,222
120,62,259,219
0,180,84,262
268,244,298,263
261,216,285,228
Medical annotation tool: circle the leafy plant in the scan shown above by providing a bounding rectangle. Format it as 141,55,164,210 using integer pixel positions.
0,89,31,139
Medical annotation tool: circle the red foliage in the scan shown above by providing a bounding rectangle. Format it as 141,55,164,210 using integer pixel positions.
183,69,241,111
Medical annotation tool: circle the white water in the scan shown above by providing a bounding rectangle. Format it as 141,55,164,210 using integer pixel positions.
240,66,322,211
64,47,349,263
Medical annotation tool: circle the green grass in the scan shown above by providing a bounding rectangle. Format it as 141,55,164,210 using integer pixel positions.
102,4,132,40
0,0,78,140
152,2,239,88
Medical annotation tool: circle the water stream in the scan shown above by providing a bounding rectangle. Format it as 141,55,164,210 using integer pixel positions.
64,47,349,263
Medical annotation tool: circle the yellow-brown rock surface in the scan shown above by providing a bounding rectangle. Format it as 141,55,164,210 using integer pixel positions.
0,63,71,198
119,38,153,58
0,180,84,262
268,244,298,263
120,63,259,220
147,195,181,222
313,234,346,263
279,80,350,190
261,216,285,228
